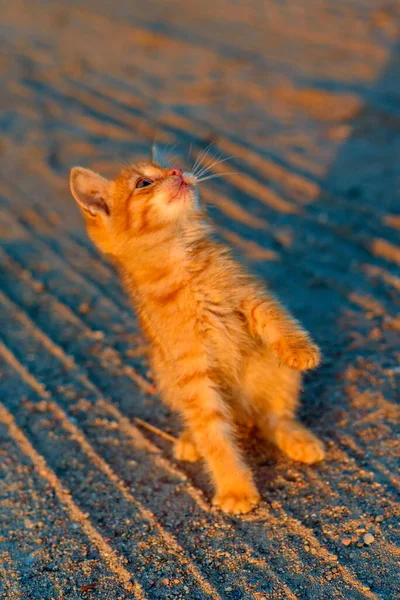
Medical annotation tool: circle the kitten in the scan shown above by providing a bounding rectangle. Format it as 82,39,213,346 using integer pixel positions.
69,146,325,514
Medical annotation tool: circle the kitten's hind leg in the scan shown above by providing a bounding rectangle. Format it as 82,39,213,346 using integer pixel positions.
173,429,200,462
261,415,325,464
243,350,325,464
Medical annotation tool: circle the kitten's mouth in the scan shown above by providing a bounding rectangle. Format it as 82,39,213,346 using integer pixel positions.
168,178,193,203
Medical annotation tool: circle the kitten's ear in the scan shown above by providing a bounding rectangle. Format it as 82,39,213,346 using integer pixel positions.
151,143,169,167
70,167,111,217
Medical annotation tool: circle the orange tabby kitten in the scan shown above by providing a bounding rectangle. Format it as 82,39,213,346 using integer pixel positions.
69,146,324,514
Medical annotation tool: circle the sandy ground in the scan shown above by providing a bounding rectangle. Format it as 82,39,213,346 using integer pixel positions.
0,0,399,598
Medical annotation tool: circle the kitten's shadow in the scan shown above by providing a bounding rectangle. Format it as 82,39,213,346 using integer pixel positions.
236,42,400,477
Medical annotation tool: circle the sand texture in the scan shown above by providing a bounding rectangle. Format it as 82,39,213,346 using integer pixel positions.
0,0,399,598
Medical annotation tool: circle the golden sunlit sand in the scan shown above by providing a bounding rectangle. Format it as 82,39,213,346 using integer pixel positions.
0,0,399,598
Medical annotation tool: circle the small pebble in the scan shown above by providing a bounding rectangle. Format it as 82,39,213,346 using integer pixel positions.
79,302,90,314
363,533,375,545
328,554,338,561
33,281,45,292
224,587,233,592
375,515,384,522
91,330,104,340
342,538,352,546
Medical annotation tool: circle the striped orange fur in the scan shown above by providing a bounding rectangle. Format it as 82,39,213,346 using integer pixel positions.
69,151,324,514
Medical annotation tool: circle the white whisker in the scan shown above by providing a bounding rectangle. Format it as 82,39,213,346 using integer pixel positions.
196,172,238,183
194,150,224,179
191,146,207,175
165,143,177,159
192,142,215,176
195,155,237,179
162,143,179,167
194,150,225,178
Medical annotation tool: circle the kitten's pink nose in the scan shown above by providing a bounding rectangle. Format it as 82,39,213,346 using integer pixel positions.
168,168,183,178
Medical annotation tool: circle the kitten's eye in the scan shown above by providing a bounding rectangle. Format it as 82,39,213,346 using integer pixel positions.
136,178,153,189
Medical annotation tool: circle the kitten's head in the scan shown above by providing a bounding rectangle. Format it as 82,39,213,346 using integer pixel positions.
69,145,201,258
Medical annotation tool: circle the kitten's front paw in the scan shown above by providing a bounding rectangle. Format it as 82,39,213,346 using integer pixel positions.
212,487,260,515
173,432,200,462
271,337,321,371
